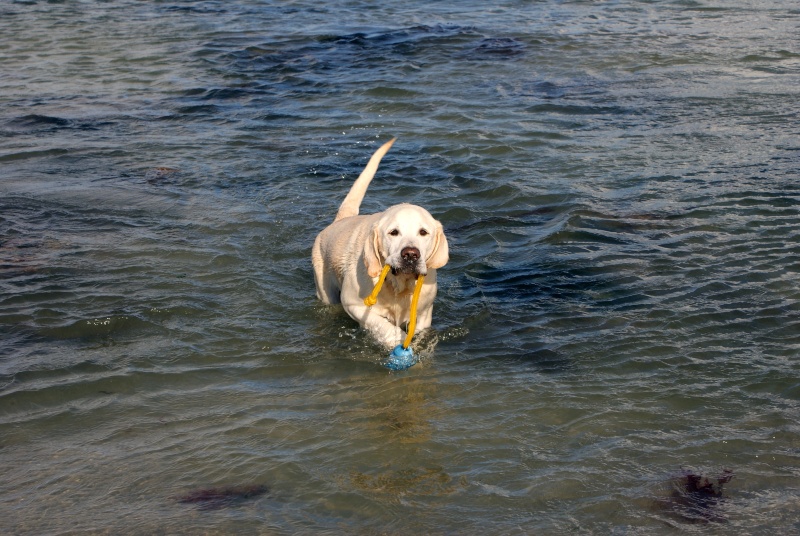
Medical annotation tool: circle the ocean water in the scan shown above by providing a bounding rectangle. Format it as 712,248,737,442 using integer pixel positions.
1,0,799,534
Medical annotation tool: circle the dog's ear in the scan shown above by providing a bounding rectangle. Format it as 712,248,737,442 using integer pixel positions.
426,221,449,269
363,224,384,277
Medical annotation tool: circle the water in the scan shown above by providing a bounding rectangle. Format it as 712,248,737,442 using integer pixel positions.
1,1,799,533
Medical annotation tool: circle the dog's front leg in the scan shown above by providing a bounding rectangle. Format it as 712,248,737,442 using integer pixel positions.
344,302,406,349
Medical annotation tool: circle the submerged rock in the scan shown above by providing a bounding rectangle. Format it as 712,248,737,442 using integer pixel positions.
660,469,735,524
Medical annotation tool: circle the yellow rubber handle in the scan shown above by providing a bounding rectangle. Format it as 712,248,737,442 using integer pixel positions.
364,264,392,307
403,274,425,350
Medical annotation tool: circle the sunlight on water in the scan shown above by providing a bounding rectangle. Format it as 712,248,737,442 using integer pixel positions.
1,1,799,534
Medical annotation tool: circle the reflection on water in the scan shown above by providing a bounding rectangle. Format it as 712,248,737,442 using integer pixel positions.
1,0,799,533
348,466,467,499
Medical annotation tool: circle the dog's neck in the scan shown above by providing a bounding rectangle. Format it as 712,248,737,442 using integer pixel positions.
387,273,419,295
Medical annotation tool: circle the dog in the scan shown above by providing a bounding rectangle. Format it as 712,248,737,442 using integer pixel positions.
312,138,449,350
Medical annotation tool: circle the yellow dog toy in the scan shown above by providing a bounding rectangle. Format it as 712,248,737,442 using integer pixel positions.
364,264,425,369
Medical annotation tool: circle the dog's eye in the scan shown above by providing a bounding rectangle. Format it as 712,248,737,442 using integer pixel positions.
419,228,429,236
388,229,400,236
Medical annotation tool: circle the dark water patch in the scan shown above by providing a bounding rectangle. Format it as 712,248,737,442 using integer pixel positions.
317,24,478,50
526,103,632,117
463,266,543,301
176,484,269,510
362,86,421,98
173,104,220,116
211,24,527,87
0,359,131,415
199,87,256,100
496,77,613,102
741,50,800,62
513,346,571,373
181,87,209,97
8,114,70,128
566,210,676,237
160,3,229,15
458,342,572,373
468,37,526,59
4,114,117,134
544,229,629,246
716,190,800,209
0,148,70,162
531,81,568,99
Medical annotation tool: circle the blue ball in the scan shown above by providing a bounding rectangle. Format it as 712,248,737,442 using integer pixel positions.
384,345,418,371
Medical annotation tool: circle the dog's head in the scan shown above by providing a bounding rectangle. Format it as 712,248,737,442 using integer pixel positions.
364,203,449,278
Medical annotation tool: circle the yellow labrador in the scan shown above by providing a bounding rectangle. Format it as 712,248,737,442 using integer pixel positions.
312,139,449,349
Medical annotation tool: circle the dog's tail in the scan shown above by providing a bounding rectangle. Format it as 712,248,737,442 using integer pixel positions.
334,138,396,222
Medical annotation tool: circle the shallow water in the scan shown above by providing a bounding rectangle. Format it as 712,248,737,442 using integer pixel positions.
1,1,799,534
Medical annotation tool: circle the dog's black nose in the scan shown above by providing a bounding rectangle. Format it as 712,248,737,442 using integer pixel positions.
401,247,420,263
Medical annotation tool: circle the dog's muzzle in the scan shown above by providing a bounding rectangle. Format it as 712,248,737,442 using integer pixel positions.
392,246,424,275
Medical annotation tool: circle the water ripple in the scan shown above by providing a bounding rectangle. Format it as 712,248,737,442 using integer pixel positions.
1,0,799,534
